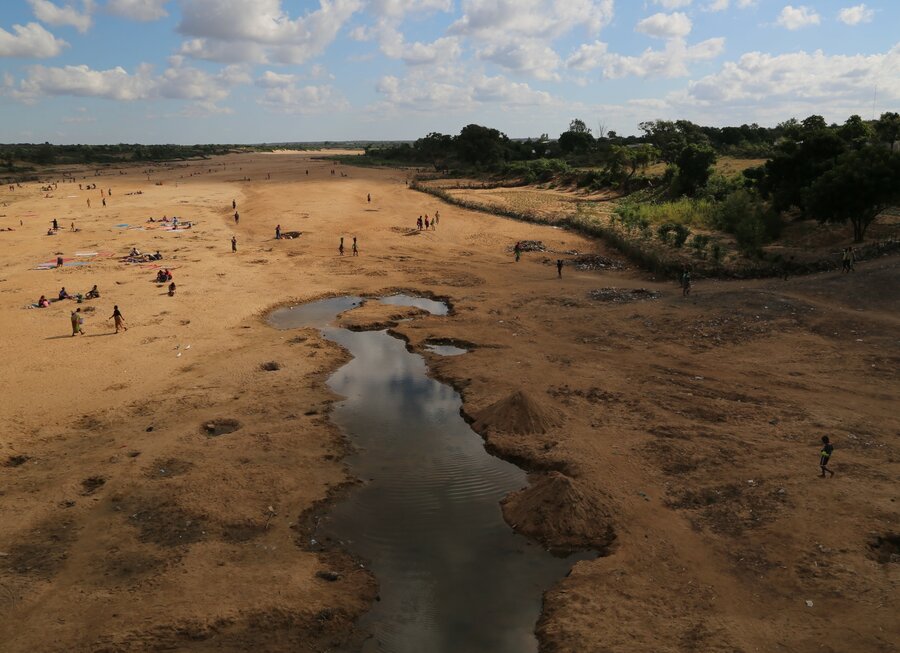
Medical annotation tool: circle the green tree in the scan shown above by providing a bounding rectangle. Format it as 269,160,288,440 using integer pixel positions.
839,114,873,147
805,145,900,242
673,144,716,196
639,120,686,163
874,111,900,145
455,124,509,166
558,118,594,154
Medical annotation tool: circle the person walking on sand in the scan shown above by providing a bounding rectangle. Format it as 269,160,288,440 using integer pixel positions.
514,241,521,262
110,305,127,333
557,259,563,278
275,224,281,240
339,237,345,256
367,193,371,203
681,267,692,297
71,308,84,336
234,211,239,224
232,199,236,210
52,218,58,230
102,197,106,207
819,436,835,477
231,236,237,252
86,198,91,208
352,237,358,256
435,210,440,225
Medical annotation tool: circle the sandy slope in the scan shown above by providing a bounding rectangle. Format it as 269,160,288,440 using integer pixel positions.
0,152,897,652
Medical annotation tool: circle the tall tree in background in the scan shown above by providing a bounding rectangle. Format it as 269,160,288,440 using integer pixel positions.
806,145,900,242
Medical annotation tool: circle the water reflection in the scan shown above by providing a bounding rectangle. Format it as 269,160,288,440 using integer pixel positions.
269,296,590,653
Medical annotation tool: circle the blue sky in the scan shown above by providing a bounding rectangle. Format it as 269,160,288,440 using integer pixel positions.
0,1,897,144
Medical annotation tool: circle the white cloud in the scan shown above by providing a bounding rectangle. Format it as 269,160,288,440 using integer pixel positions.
706,0,729,11
477,40,562,80
258,82,348,113
472,74,553,105
7,60,248,106
685,45,900,108
177,0,362,64
368,0,452,19
28,0,94,34
653,0,691,8
451,0,614,40
255,70,296,88
447,0,613,80
838,4,874,25
567,37,724,78
636,12,692,39
106,0,170,21
775,5,820,30
0,22,68,58
353,20,461,66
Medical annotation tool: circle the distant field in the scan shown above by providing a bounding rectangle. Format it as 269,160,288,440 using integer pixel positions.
641,156,767,177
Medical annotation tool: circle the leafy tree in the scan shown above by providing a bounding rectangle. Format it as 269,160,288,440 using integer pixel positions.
874,111,900,145
455,124,509,166
558,118,594,154
606,144,658,188
839,114,873,147
639,120,687,163
756,128,845,215
673,143,716,196
805,145,900,242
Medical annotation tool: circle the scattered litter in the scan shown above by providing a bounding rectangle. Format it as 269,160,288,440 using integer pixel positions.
805,600,814,608
589,288,661,303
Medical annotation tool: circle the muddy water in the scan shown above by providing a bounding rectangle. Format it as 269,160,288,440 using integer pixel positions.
424,344,468,356
270,296,590,653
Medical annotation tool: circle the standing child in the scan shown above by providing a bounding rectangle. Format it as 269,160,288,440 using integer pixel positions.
819,436,835,477
231,236,237,252
71,308,84,336
352,237,359,256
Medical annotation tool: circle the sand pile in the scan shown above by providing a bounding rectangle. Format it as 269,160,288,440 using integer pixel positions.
502,471,616,552
470,390,563,435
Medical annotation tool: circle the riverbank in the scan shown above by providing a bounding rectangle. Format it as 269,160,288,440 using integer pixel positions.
1,152,897,652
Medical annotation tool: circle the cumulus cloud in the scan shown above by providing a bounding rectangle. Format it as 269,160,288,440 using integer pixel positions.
27,0,94,34
838,4,874,26
636,12,692,39
478,40,561,80
372,66,557,113
0,22,68,58
567,37,724,78
177,0,362,64
368,0,452,19
6,59,248,106
775,5,821,30
448,0,613,80
706,0,729,11
106,0,170,21
353,20,461,66
451,0,614,40
685,45,900,108
258,82,348,113
653,0,691,8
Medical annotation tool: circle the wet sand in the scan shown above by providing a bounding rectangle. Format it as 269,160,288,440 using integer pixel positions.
0,151,897,652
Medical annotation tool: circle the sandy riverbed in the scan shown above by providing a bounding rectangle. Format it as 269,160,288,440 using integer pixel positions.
0,151,897,652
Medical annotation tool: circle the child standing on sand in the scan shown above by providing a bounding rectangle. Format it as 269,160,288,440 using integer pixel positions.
819,436,835,477
231,236,237,252
339,237,345,256
352,237,358,256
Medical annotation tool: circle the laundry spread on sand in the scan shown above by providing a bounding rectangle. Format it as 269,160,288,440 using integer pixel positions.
33,251,115,270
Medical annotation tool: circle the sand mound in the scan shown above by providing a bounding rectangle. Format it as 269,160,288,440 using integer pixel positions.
470,390,563,435
501,471,615,552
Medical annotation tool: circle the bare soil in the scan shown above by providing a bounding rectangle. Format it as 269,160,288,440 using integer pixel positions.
0,151,897,652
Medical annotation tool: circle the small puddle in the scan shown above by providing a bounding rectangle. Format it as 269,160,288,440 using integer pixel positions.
424,344,468,356
270,295,591,653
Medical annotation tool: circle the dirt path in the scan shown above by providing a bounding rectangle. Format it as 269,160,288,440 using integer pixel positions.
0,152,897,652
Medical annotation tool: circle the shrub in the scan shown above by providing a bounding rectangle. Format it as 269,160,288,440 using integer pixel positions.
671,224,691,248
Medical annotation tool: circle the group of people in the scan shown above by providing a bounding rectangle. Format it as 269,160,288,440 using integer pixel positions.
338,237,359,256
69,305,126,336
416,212,438,231
841,246,856,272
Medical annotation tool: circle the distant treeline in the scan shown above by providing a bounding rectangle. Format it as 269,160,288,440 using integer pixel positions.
0,143,244,167
372,113,900,246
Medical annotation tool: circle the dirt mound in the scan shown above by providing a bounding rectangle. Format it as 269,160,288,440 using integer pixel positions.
571,253,623,270
501,471,615,552
470,390,563,435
